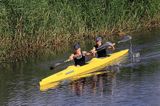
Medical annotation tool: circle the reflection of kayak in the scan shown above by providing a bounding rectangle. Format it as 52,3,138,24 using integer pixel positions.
72,71,108,80
40,71,108,91
40,49,129,86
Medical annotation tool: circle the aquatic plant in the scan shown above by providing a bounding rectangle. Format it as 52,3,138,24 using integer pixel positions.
0,0,160,61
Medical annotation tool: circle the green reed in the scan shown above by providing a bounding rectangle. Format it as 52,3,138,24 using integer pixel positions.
0,0,160,61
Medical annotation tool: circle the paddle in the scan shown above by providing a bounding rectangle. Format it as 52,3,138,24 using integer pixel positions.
50,35,132,70
96,35,132,51
50,59,70,70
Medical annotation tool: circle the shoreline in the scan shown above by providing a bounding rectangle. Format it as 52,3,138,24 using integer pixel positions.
0,23,160,62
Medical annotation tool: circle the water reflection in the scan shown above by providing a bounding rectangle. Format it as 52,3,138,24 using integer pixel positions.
70,69,120,98
40,65,121,98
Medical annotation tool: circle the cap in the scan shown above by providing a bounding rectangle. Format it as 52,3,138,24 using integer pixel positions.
73,43,80,50
96,37,102,42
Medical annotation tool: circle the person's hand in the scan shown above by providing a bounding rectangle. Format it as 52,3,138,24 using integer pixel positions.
112,43,115,46
69,54,74,60
108,45,115,50
90,50,96,56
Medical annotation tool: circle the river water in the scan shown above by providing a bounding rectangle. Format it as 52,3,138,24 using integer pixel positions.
0,29,160,106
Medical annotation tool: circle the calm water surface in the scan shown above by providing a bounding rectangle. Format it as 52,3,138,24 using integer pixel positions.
0,30,160,106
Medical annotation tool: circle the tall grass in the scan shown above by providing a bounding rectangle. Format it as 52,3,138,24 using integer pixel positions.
0,0,160,61
1,0,160,36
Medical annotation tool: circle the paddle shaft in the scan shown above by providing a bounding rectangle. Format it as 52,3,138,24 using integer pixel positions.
96,35,132,51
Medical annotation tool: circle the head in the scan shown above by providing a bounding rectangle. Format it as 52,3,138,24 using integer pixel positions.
73,43,81,53
95,37,102,46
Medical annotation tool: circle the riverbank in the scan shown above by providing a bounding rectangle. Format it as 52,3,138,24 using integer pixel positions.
1,25,160,62
0,0,160,62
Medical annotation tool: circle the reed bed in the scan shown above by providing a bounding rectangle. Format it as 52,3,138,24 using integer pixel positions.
0,0,160,61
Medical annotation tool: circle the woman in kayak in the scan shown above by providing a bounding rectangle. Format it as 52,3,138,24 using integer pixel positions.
67,43,90,66
91,37,115,58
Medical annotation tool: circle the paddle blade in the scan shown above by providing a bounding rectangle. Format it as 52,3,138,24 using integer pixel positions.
50,63,62,70
118,35,132,43
50,66,54,70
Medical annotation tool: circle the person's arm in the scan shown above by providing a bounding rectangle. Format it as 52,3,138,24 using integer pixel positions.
90,47,97,56
91,47,96,51
65,54,74,62
107,43,115,51
82,51,90,56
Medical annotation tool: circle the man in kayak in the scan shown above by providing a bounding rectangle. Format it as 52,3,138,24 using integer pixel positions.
67,37,115,66
67,43,90,66
91,37,115,58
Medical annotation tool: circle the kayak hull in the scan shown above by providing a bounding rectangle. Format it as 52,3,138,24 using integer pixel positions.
40,49,129,86
40,71,109,91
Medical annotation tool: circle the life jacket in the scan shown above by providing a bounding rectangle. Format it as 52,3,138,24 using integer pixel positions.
95,44,107,58
73,53,86,66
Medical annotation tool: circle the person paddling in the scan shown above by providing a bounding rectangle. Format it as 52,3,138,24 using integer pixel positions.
91,37,115,58
50,35,131,70
67,43,89,66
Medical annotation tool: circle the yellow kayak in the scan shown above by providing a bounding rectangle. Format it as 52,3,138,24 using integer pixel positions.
40,71,109,91
39,49,129,86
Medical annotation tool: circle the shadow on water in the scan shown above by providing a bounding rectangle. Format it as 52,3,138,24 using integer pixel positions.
0,29,160,106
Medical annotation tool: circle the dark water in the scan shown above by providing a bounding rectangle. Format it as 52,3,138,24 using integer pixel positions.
0,30,160,106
